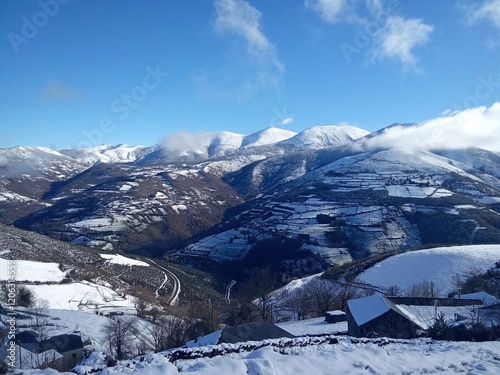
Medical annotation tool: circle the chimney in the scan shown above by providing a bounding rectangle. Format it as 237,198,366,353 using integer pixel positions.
458,287,462,299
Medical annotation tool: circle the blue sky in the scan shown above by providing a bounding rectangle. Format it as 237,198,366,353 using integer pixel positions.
1,0,500,149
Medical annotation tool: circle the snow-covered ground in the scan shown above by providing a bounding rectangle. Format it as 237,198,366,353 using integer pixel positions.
0,259,67,282
0,190,36,202
100,253,149,267
71,337,500,375
357,244,500,295
26,281,134,310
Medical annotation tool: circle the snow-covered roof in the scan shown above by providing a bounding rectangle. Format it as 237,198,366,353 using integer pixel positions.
326,310,346,316
277,317,347,336
348,295,485,329
185,330,222,348
347,294,390,326
457,292,499,307
393,304,480,330
16,346,63,369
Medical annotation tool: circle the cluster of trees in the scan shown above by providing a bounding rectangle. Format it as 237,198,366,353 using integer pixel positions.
385,280,442,298
223,267,370,324
280,279,366,321
101,305,225,360
101,314,190,360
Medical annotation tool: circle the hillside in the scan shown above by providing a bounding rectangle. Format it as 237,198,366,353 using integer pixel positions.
14,163,243,256
178,147,500,274
0,223,172,305
357,244,500,295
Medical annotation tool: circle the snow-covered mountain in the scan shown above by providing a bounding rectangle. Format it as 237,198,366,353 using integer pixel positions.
2,121,500,265
0,145,86,179
280,125,369,149
14,163,243,255
151,127,298,164
241,127,297,148
0,146,88,223
60,144,158,165
178,145,500,265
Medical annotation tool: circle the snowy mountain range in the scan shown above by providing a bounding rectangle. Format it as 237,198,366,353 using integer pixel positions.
1,121,500,270
2,120,500,374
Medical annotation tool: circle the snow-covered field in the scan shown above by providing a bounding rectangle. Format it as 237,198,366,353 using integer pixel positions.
72,337,500,375
100,253,149,267
0,259,67,282
357,244,500,295
26,281,134,310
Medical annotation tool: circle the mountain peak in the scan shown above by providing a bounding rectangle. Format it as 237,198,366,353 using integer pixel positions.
241,127,297,148
281,125,370,148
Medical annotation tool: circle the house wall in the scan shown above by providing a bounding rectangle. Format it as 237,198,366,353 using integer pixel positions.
367,310,418,339
325,312,346,324
55,348,84,372
346,308,361,337
347,309,418,339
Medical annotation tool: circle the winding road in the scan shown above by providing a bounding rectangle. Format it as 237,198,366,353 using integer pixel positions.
147,259,181,305
225,280,236,303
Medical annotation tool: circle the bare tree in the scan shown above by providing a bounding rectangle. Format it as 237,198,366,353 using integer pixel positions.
246,267,281,322
282,287,311,320
101,316,138,360
407,281,442,298
140,315,190,352
385,285,402,297
133,297,148,318
306,279,340,315
31,298,50,328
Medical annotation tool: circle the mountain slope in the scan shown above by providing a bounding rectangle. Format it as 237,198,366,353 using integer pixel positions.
0,223,167,301
0,146,88,223
15,163,243,256
0,146,85,181
178,147,500,267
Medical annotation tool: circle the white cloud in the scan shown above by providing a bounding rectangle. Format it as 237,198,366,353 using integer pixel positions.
466,0,500,28
279,117,294,126
373,16,434,68
306,1,432,69
305,0,346,23
359,102,500,153
213,0,283,86
161,131,213,155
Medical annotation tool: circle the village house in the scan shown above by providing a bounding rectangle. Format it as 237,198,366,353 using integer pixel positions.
186,321,295,348
12,332,85,371
346,294,485,339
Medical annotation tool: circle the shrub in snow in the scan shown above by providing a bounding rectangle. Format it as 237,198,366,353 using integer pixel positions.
428,313,453,340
